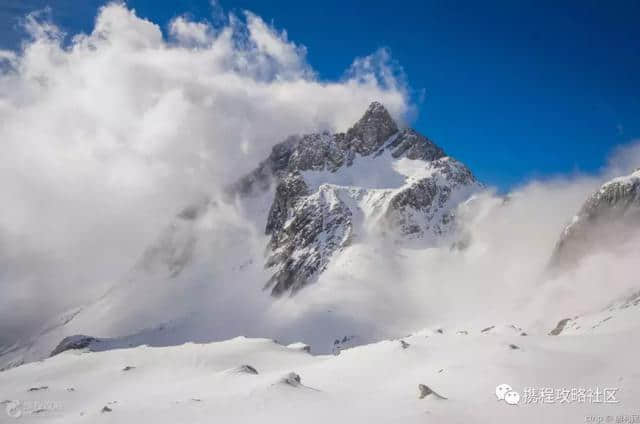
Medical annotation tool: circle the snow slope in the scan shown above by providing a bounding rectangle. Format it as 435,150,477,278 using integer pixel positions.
1,326,638,423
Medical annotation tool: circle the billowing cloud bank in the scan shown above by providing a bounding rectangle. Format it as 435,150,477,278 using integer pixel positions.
0,3,409,346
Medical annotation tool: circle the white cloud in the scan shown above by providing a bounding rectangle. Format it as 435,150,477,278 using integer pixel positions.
169,16,213,47
0,3,410,346
604,139,640,178
243,11,311,80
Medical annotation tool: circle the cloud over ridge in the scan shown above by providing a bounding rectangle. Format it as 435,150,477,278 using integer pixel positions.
0,3,410,346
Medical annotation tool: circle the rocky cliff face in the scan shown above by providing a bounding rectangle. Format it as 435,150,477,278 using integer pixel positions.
265,180,355,295
231,102,481,296
550,169,640,268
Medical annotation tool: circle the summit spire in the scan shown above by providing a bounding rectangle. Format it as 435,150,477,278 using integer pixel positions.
346,102,399,156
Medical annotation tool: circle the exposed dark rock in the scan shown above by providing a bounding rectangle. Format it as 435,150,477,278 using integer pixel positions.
265,173,309,238
280,372,302,387
384,158,476,238
50,335,99,357
235,365,258,375
288,132,346,172
344,101,398,156
265,184,353,296
549,318,572,336
389,129,445,161
332,335,358,355
418,384,448,400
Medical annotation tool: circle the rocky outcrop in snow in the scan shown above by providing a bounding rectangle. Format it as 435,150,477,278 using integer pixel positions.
50,335,100,357
418,384,448,400
550,169,640,268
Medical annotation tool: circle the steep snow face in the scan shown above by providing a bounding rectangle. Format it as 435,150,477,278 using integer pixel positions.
247,102,481,295
550,169,640,268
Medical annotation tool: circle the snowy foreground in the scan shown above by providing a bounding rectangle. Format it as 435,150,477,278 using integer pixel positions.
1,325,638,423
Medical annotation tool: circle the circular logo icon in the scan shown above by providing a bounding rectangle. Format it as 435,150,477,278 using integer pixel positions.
504,390,521,405
6,401,22,419
495,383,513,400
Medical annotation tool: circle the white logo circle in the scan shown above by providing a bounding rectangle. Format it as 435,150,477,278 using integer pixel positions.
6,401,22,419
495,383,512,400
504,390,521,405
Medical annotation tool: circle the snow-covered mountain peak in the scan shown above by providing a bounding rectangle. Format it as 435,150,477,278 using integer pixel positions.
239,102,481,296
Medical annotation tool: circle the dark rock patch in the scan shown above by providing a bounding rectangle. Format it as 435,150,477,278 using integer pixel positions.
549,318,572,336
418,384,448,400
50,335,99,357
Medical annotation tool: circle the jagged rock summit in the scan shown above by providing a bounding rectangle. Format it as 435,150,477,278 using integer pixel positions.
233,102,481,296
232,102,447,195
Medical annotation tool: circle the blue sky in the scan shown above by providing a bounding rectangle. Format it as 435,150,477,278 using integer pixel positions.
1,0,639,189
